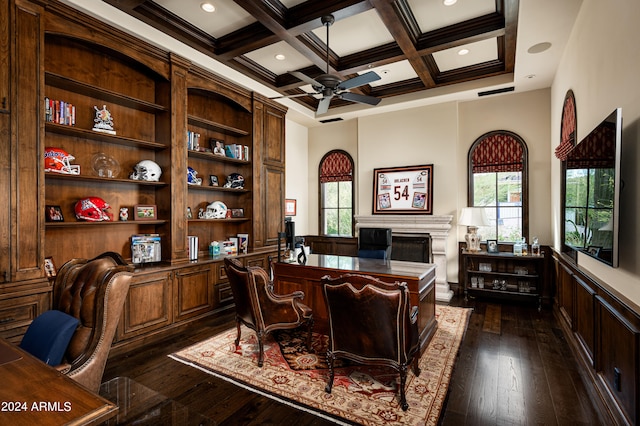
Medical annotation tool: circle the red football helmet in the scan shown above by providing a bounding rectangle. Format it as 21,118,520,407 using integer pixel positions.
74,197,112,221
44,147,79,174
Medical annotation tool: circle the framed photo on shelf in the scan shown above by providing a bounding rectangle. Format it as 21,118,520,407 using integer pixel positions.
44,257,57,278
486,239,499,253
231,208,244,218
46,205,64,222
134,204,157,221
209,175,219,187
372,164,433,214
285,199,297,216
587,245,602,256
211,139,226,156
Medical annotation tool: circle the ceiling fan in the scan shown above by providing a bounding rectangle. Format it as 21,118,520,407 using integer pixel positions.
274,14,382,115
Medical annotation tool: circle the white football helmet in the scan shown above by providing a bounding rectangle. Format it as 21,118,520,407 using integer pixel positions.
130,160,162,182
205,201,227,219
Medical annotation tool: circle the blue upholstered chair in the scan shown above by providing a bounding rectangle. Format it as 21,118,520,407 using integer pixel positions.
20,310,79,366
357,248,388,259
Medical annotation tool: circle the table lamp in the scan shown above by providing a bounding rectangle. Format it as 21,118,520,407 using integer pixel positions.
459,207,489,252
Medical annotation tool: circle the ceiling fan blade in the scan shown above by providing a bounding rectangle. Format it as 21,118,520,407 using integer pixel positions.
316,96,332,115
340,92,381,106
289,71,323,88
337,71,381,90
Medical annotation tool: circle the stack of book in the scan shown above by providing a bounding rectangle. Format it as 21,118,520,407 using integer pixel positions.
186,131,202,151
224,144,250,160
45,97,76,126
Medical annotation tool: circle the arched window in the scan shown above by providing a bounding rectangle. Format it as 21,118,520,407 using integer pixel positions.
319,150,354,236
468,131,529,243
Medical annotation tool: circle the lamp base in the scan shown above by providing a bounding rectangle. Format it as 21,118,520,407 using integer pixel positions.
465,226,482,252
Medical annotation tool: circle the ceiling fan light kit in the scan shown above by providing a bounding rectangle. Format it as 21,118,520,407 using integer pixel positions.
277,14,382,116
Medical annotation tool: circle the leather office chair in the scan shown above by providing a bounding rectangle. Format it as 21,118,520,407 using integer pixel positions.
51,251,133,392
224,257,313,367
358,227,392,260
321,273,421,411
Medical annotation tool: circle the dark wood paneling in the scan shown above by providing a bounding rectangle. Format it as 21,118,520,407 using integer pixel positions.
596,296,639,425
0,0,8,114
574,276,596,365
173,264,214,321
264,164,284,246
558,262,574,328
304,235,357,256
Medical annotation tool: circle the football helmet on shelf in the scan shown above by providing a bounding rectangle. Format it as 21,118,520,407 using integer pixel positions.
129,160,162,182
74,197,112,222
223,172,245,189
205,201,227,219
187,166,202,185
44,147,80,175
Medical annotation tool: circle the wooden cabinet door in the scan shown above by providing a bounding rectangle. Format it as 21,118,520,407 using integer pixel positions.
117,270,172,341
173,264,214,321
0,287,50,343
10,0,44,282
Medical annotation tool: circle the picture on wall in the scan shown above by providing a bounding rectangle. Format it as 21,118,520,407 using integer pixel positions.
372,164,433,214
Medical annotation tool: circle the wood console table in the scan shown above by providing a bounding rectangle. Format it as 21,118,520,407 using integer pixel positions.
272,254,437,354
0,339,118,425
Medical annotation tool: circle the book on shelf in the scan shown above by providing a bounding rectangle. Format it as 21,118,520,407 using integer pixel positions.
45,97,76,126
187,131,202,151
237,233,249,254
222,144,249,160
131,234,161,264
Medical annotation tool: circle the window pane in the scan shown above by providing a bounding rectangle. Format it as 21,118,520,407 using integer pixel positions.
496,206,522,242
338,208,352,235
565,207,587,247
565,169,588,207
338,181,352,206
324,209,338,235
498,172,522,205
323,182,338,208
473,173,497,206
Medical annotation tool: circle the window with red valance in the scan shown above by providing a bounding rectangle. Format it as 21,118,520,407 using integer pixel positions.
468,131,529,243
319,150,354,236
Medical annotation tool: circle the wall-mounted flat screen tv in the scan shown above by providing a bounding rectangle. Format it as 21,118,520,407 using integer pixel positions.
563,108,622,267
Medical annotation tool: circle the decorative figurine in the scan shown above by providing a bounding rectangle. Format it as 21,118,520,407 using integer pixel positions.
92,105,116,134
187,207,193,219
119,207,129,221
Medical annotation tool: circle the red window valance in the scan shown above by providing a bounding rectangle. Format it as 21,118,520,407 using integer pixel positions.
566,123,615,169
556,92,576,161
472,133,524,173
320,151,353,183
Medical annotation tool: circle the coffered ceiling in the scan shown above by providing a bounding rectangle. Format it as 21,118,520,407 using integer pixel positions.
100,0,581,121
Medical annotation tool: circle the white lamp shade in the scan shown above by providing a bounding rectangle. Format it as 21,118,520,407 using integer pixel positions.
458,207,490,227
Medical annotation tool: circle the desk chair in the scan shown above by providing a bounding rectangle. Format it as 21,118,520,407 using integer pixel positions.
358,227,392,259
322,273,421,411
224,257,313,367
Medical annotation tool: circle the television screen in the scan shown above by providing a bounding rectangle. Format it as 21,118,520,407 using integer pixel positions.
563,108,622,267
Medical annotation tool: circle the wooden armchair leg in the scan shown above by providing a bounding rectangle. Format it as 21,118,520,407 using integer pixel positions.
399,366,409,411
257,333,265,367
234,320,242,347
325,351,336,393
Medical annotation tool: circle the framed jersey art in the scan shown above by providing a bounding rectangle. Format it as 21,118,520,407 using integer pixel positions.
372,164,433,214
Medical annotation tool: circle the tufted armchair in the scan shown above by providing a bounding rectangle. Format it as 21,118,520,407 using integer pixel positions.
321,273,421,411
224,257,313,367
52,252,133,392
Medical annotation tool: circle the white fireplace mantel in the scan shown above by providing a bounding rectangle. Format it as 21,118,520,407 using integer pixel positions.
355,214,454,302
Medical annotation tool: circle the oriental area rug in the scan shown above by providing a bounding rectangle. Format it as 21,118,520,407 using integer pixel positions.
169,305,471,426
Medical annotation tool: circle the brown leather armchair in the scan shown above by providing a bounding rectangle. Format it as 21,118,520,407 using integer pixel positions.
224,257,313,367
321,273,421,411
53,252,133,392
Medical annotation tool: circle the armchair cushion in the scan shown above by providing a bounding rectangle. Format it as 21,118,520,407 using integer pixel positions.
20,310,79,366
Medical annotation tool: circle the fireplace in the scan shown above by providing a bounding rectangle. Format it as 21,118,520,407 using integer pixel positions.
391,234,432,264
355,214,453,302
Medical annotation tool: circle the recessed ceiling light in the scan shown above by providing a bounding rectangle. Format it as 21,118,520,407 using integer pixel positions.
525,74,536,79
443,0,458,6
380,69,390,75
274,54,286,61
527,42,552,54
458,48,469,56
200,2,215,13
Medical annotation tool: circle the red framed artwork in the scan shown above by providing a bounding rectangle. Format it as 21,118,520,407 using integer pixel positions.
372,164,433,214
285,199,296,216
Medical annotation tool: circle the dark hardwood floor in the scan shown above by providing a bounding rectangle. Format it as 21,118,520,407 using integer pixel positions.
102,297,605,425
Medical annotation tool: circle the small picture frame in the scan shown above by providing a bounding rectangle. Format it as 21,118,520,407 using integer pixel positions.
209,175,219,187
44,257,57,278
46,205,64,222
134,204,157,221
211,139,226,157
231,208,244,218
486,239,499,253
285,199,297,216
587,245,601,256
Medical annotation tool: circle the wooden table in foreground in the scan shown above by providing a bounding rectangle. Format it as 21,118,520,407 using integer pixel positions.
0,338,118,426
273,254,438,354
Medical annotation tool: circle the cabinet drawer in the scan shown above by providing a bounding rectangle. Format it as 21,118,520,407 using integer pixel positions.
0,292,50,343
216,282,234,308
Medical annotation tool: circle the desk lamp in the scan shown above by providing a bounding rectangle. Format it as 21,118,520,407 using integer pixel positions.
459,207,490,252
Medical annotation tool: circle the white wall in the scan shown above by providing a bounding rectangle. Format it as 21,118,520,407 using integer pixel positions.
551,0,640,307
285,119,309,235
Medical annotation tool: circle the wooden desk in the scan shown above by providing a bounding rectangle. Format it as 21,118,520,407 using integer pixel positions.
273,254,437,354
0,339,118,426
